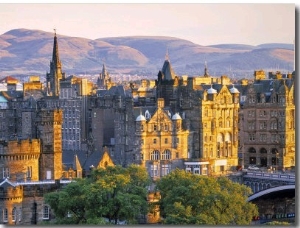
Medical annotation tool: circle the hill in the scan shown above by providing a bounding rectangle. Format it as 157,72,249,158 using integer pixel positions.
0,28,294,79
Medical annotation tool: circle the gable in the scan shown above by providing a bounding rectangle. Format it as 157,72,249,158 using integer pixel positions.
147,108,172,125
97,151,114,169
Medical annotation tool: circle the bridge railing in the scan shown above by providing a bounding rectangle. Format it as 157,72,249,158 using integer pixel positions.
245,171,295,181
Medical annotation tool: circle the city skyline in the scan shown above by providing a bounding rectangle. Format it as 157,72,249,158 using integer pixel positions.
0,3,295,46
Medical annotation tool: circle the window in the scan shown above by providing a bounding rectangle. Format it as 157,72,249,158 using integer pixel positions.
153,138,157,144
43,205,50,220
164,125,168,131
3,208,8,222
161,164,171,176
193,165,200,175
259,134,267,142
219,121,222,127
186,166,192,173
249,157,256,165
154,125,157,131
248,147,256,153
249,134,255,141
226,120,230,127
18,208,22,222
2,167,9,179
151,164,159,177
164,138,168,144
150,150,160,160
27,166,32,178
161,150,171,160
46,171,51,180
12,207,16,222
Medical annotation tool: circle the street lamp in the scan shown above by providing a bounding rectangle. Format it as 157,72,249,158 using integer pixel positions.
276,152,279,172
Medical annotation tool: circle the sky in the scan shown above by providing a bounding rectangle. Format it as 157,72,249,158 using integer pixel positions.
0,3,296,46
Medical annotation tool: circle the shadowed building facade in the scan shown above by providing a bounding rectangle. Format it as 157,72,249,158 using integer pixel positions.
238,70,295,170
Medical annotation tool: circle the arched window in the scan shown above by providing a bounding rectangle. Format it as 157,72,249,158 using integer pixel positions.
43,205,50,220
260,148,267,153
104,161,108,168
151,150,160,160
161,150,171,160
248,147,256,153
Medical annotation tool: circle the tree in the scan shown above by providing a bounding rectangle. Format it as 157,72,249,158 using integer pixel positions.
155,169,258,225
45,164,150,225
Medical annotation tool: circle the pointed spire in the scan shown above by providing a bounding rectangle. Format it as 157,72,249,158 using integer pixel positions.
204,61,209,76
52,28,60,66
165,47,169,61
46,29,64,96
102,63,107,77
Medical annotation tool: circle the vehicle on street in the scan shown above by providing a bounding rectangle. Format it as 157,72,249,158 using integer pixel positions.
248,165,260,170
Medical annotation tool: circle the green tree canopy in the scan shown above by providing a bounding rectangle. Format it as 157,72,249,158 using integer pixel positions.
45,164,151,225
155,169,258,225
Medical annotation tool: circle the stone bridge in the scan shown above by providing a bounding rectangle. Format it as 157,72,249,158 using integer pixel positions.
247,184,295,202
242,171,295,194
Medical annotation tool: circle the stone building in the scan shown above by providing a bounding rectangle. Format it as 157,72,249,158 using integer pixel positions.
97,64,115,90
0,108,64,225
134,98,190,180
237,70,295,170
153,57,240,176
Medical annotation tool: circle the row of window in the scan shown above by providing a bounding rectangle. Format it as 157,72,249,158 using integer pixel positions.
248,121,294,130
185,165,208,175
202,109,238,117
2,206,49,223
149,137,179,145
249,157,295,166
247,95,290,104
138,124,181,132
248,110,288,118
150,164,171,177
2,207,21,223
248,147,278,154
2,166,32,179
150,150,172,160
248,133,293,142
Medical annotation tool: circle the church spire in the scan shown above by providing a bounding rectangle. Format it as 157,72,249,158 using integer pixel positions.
52,29,60,68
46,29,65,96
204,61,209,77
165,47,169,61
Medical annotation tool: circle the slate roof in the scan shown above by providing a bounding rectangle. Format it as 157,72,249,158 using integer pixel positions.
96,85,131,98
0,178,16,188
161,59,176,80
62,150,110,171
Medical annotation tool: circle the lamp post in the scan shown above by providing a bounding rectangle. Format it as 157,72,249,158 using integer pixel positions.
276,152,279,172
